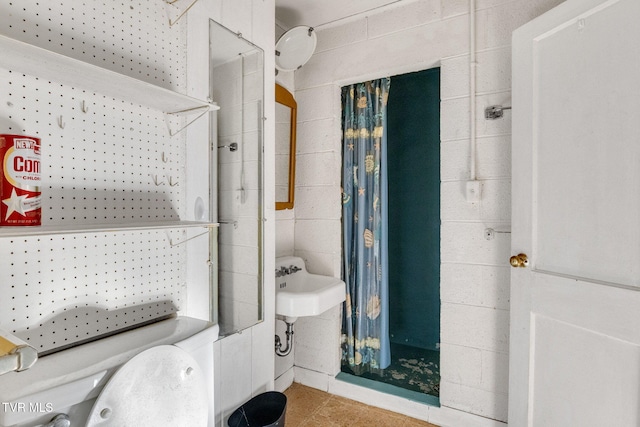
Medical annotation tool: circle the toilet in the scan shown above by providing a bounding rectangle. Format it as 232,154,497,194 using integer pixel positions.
0,317,218,427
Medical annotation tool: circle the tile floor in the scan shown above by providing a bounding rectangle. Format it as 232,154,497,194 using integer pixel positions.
283,382,439,427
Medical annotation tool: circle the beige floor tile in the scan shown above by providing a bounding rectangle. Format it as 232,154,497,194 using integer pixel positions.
316,397,363,419
283,383,439,427
284,410,307,427
284,382,331,421
402,418,441,426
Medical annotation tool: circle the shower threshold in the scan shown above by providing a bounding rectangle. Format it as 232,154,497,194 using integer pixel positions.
335,372,440,407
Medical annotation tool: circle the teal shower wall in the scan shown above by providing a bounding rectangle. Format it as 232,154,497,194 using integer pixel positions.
387,68,441,350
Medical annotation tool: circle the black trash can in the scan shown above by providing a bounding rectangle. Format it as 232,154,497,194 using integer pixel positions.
227,391,287,427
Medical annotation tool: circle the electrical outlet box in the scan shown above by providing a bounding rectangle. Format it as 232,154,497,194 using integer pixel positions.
466,180,482,202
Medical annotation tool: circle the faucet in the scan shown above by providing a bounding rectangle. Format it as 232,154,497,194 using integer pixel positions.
275,266,289,278
288,265,301,274
275,265,302,278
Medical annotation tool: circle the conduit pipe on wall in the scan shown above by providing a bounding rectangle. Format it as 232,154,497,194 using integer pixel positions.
239,53,247,204
466,0,481,202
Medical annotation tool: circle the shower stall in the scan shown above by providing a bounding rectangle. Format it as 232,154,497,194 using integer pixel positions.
341,67,441,401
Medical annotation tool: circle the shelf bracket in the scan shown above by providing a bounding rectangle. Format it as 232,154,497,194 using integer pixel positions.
164,0,200,26
164,105,211,137
168,223,219,247
169,230,208,247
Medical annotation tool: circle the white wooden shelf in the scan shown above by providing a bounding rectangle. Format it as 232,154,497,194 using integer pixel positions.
0,33,218,239
0,221,218,238
0,2,218,360
0,34,219,114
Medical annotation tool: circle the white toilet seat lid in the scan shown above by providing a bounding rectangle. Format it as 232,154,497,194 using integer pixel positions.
86,345,208,427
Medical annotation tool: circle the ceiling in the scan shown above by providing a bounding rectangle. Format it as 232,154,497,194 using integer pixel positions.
275,0,403,30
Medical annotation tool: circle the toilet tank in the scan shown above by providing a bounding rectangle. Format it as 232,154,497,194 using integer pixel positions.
0,317,218,427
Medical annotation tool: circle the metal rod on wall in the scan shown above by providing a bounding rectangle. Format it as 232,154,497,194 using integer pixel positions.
485,105,512,120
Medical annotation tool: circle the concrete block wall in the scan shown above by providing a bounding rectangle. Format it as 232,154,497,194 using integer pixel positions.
274,23,298,387
275,23,296,260
279,0,564,423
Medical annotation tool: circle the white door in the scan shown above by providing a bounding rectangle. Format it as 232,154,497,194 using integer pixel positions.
510,0,640,425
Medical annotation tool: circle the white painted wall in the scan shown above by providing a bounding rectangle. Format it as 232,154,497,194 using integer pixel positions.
274,22,297,386
275,0,565,424
275,23,296,264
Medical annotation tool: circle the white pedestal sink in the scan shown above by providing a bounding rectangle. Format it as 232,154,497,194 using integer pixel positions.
275,256,346,323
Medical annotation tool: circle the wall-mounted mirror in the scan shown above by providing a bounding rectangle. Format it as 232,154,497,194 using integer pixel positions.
210,20,264,336
275,84,296,210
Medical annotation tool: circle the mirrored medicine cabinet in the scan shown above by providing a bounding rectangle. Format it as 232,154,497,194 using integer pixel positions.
210,20,264,336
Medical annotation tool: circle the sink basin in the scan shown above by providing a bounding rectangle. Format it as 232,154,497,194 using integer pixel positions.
275,256,346,323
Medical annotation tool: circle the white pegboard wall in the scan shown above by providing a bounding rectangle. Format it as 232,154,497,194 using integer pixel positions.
0,2,199,354
0,229,186,354
0,69,185,224
0,0,186,91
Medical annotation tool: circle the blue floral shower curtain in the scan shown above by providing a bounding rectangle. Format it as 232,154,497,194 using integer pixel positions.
341,79,391,374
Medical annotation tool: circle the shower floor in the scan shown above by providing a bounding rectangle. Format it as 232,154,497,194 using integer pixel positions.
342,343,440,397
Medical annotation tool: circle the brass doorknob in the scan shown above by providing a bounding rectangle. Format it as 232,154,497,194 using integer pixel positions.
510,253,529,268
